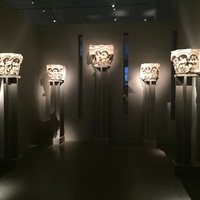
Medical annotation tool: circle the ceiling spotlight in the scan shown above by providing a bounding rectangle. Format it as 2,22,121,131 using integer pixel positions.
112,4,115,8
53,19,56,23
144,18,147,22
42,9,45,13
114,18,117,22
31,0,35,5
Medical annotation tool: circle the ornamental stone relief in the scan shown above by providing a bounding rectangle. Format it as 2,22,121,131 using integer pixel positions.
89,44,114,67
140,63,160,81
0,53,23,76
171,49,200,74
46,64,66,81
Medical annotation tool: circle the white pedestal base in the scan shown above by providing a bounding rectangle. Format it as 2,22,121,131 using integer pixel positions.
53,136,65,145
143,139,157,148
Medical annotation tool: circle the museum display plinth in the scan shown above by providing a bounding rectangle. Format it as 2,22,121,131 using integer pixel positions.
49,80,65,145
0,49,23,166
174,74,200,175
171,49,200,175
143,80,157,148
0,76,20,167
140,63,160,148
95,67,109,144
46,64,65,145
89,44,114,144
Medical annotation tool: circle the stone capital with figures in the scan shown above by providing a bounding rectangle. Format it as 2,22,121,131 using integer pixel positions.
0,53,23,76
89,44,114,68
46,64,66,81
140,63,160,82
171,49,200,74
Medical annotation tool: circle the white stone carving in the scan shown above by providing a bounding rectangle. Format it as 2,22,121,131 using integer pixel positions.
89,44,114,67
171,49,200,74
140,63,160,81
46,64,66,81
0,53,23,76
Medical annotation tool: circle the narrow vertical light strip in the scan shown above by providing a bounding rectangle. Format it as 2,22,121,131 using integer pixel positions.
171,31,177,120
0,79,4,156
78,34,83,119
123,33,129,118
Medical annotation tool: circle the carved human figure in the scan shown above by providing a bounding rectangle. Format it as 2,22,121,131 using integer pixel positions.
140,63,160,81
46,64,66,81
89,44,114,68
171,49,200,74
0,53,23,76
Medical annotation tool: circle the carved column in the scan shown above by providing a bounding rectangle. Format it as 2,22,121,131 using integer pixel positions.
95,67,109,143
171,49,200,175
175,74,193,164
89,44,114,144
46,64,66,145
0,53,23,166
140,63,160,148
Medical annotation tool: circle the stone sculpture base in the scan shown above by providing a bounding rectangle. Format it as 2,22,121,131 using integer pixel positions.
53,136,65,145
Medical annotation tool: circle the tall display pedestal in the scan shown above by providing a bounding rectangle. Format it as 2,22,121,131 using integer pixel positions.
50,80,65,145
143,80,157,148
175,74,200,176
94,67,109,144
0,76,20,168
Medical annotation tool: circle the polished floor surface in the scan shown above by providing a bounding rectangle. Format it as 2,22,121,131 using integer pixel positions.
0,142,191,200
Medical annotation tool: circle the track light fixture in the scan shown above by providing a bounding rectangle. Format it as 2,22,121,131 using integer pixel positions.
111,1,117,22
30,0,61,24
144,13,147,22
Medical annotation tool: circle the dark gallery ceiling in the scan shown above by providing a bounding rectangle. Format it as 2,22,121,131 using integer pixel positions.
2,0,179,25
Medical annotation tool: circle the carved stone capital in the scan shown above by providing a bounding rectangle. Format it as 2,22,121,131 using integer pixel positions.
171,49,200,74
140,63,160,82
46,64,66,81
0,53,23,76
89,44,114,68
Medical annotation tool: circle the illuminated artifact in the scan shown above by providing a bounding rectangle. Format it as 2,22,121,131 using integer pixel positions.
89,44,114,67
46,64,66,81
0,53,23,76
171,49,200,74
140,63,160,81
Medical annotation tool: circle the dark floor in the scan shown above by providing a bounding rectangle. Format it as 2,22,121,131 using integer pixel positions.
158,145,200,200
0,142,195,200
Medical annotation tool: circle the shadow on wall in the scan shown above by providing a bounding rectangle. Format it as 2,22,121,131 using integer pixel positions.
38,72,59,144
39,112,60,144
40,72,49,97
86,53,96,77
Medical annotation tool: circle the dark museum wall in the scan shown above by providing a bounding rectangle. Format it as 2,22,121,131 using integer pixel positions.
39,21,177,144
0,1,40,155
2,0,199,156
177,0,200,49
